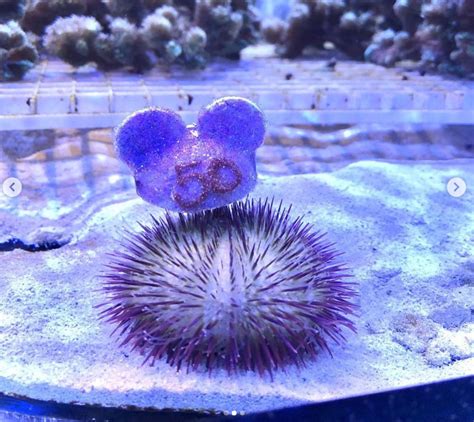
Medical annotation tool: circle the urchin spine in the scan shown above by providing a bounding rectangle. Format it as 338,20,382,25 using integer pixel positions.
100,199,357,377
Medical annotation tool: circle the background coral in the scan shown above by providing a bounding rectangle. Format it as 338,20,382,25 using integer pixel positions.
94,18,153,71
263,0,474,78
43,15,101,67
262,0,397,59
194,0,260,59
22,0,89,35
2,1,473,79
32,0,260,72
0,20,37,81
141,6,191,65
105,0,146,24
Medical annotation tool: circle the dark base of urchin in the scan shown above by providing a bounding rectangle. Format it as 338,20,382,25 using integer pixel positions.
99,198,357,378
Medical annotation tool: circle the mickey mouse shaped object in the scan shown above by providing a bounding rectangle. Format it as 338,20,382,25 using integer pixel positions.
115,97,266,212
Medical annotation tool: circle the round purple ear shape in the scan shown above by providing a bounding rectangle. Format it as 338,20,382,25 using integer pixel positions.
114,97,266,212
115,108,186,169
198,97,266,152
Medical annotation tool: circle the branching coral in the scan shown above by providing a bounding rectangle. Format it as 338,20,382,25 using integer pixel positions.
94,18,153,71
194,0,260,59
261,17,287,44
105,0,146,23
43,15,101,67
450,32,474,76
43,15,153,71
393,0,423,35
263,0,392,58
264,0,474,77
364,29,417,67
142,5,207,67
180,26,207,67
5,0,471,78
142,6,180,56
22,0,88,35
0,20,37,81
412,0,474,76
335,2,397,58
31,0,260,73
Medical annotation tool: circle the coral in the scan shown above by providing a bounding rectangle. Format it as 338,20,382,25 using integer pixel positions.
43,15,101,67
266,0,474,77
4,0,472,77
275,3,313,58
411,0,474,76
100,198,357,377
24,0,259,74
105,0,146,23
144,0,175,10
336,7,391,58
0,20,37,81
141,5,208,67
44,14,154,72
261,17,287,44
181,25,207,67
194,0,260,59
115,97,265,212
363,0,474,76
21,0,88,35
364,29,417,67
261,0,400,59
269,0,375,58
393,0,422,34
458,0,474,30
94,18,153,71
0,0,26,23
141,6,180,57
450,32,474,77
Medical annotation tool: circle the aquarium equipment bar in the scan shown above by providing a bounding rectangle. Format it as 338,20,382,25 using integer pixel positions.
0,58,473,131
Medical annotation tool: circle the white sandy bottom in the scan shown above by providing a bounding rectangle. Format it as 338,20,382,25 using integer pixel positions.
0,160,473,413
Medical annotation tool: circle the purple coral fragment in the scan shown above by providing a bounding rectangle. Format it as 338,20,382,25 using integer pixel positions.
115,97,266,212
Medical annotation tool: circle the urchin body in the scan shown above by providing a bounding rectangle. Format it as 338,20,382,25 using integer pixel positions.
101,199,357,376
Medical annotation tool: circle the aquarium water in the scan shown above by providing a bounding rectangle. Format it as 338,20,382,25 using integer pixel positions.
0,1,473,421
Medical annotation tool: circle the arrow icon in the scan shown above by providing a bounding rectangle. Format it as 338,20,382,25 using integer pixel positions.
447,177,467,198
2,177,22,198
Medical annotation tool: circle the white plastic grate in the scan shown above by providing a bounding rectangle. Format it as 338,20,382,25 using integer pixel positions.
0,57,473,130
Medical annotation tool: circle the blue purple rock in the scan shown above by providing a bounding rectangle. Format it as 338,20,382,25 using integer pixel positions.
115,97,265,212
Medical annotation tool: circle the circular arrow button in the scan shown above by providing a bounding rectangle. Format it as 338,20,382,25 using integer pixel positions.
447,177,467,198
2,177,22,198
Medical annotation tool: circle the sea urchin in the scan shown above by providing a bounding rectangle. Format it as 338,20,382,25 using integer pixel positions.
100,199,357,377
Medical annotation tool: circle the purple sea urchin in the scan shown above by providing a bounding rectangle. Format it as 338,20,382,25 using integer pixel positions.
100,199,357,377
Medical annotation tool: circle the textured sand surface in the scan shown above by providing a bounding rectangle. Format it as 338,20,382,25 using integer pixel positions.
0,160,473,413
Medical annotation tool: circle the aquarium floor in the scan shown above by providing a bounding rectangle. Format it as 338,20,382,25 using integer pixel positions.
0,160,473,414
